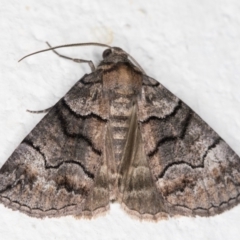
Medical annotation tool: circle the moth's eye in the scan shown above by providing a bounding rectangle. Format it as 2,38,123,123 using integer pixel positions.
102,49,112,59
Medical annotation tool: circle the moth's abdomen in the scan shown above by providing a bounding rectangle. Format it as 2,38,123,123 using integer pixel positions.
110,95,133,163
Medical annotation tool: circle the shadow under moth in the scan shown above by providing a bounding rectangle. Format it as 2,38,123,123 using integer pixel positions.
0,42,240,221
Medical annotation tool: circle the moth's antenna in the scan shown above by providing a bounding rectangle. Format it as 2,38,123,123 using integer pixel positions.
18,42,112,62
19,42,146,74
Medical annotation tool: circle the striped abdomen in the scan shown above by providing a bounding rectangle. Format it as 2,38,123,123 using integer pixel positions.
110,94,135,165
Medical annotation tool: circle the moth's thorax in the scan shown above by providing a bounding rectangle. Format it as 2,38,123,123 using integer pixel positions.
98,47,143,96
102,62,142,96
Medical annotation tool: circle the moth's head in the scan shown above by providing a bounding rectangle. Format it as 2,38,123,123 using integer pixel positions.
102,47,128,61
101,47,145,73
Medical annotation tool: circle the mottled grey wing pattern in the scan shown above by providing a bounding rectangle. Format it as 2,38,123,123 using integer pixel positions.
0,71,109,218
139,76,240,217
1,45,240,221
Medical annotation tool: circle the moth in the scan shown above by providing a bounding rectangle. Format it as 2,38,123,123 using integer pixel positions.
0,42,240,221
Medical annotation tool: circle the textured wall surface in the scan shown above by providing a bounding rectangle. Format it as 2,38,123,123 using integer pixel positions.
0,0,240,239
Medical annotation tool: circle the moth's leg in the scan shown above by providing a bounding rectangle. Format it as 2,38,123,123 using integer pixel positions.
46,42,95,72
27,106,53,114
